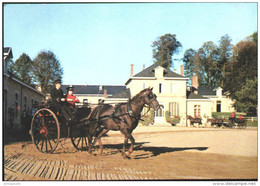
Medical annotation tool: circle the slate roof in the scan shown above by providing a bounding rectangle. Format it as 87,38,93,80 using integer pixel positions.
109,88,131,99
61,85,129,98
187,91,209,100
198,86,225,96
133,63,184,78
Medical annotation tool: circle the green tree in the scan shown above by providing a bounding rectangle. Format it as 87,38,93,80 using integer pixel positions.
11,53,33,85
225,34,257,114
196,41,220,87
218,34,233,87
251,32,257,45
152,33,182,69
183,48,196,80
32,50,63,93
234,77,257,114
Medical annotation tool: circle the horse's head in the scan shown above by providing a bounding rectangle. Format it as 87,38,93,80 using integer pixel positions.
142,87,160,111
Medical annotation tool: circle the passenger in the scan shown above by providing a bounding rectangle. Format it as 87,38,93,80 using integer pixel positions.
50,79,74,125
239,115,243,120
66,85,80,108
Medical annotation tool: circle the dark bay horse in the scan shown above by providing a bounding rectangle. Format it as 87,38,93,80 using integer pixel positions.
87,87,160,158
187,115,202,126
207,118,224,127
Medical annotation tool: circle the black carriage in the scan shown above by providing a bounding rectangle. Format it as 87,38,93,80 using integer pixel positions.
29,103,98,153
228,117,247,129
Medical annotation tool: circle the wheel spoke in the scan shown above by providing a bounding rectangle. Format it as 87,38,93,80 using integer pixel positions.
39,139,44,151
47,138,53,152
84,137,88,147
76,137,81,147
81,137,84,149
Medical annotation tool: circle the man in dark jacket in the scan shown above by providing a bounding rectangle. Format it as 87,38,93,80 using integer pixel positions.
50,79,74,125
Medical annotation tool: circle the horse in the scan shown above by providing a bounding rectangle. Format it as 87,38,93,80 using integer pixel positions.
228,117,247,129
85,87,160,158
207,118,224,128
187,115,202,127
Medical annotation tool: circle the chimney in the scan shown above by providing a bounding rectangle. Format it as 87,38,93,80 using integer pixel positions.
142,64,145,71
104,89,107,98
180,65,184,76
131,64,134,77
192,74,199,94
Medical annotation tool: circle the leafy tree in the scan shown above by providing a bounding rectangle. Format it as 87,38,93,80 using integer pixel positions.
234,77,257,114
183,48,196,80
152,33,182,69
183,35,233,88
251,32,257,45
196,41,220,87
225,35,257,114
32,50,63,93
11,53,33,85
225,40,257,93
218,34,233,87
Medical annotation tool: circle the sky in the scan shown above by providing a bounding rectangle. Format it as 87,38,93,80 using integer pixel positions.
3,2,258,86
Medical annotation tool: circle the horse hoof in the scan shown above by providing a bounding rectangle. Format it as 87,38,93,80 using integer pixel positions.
123,155,131,159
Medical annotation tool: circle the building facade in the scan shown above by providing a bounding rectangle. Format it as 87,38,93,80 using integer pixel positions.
3,47,45,130
125,63,236,126
60,63,236,126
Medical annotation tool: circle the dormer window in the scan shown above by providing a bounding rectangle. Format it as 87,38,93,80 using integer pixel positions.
154,66,165,79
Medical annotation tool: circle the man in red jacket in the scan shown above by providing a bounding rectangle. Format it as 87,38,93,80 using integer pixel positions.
66,85,79,108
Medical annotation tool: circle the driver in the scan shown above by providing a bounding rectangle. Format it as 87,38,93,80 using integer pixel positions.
50,79,74,125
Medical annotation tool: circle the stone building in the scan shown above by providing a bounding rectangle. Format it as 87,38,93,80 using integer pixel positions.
3,47,45,130
125,63,236,126
59,63,235,126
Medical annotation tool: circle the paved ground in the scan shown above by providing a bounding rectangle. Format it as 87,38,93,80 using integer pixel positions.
3,126,258,181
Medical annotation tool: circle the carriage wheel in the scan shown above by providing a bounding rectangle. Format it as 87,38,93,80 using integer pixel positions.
70,123,98,151
31,108,60,153
70,124,89,151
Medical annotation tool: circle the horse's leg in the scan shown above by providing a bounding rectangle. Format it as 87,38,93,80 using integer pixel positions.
87,135,93,154
96,128,109,155
126,133,135,157
120,129,135,158
122,138,129,156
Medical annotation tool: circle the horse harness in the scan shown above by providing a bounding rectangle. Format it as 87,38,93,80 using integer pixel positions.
82,92,156,129
111,102,141,129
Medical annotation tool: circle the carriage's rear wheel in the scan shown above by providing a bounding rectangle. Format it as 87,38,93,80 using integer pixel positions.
30,108,60,153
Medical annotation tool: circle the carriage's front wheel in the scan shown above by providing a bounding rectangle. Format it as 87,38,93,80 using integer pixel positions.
30,108,60,153
70,124,89,151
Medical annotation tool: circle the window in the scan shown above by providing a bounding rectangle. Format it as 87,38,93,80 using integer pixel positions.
169,102,179,116
170,83,173,93
159,83,162,93
24,96,27,109
155,107,164,117
194,105,201,118
15,93,18,100
15,93,19,117
217,101,221,112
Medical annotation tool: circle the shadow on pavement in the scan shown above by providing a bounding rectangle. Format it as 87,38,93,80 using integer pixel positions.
96,142,208,159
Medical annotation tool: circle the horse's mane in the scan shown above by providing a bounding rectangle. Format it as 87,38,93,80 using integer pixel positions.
130,89,148,103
